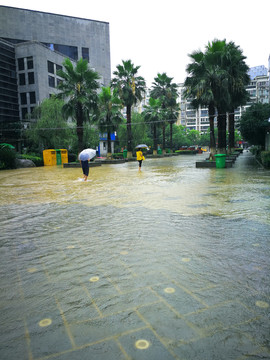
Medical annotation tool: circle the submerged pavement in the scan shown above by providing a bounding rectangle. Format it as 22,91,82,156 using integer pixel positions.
0,151,269,360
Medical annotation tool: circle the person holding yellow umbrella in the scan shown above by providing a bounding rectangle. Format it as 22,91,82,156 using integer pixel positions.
136,144,148,172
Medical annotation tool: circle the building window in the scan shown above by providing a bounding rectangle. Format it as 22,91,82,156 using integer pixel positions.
201,110,208,117
27,57,33,69
21,107,28,119
28,72,35,84
54,44,78,60
18,58,24,71
48,76,55,88
56,64,62,74
20,92,27,105
29,91,36,104
47,61,54,74
56,78,62,87
82,47,89,62
103,142,106,150
19,73,25,85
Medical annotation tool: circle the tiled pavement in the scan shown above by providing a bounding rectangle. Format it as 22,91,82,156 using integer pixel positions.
1,237,269,360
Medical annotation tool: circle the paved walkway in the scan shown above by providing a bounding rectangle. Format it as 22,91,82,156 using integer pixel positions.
0,151,269,360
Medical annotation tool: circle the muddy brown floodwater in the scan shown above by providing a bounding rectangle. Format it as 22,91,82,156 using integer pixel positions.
0,151,269,360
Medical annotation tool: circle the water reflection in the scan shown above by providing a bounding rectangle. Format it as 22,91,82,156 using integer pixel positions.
0,151,269,359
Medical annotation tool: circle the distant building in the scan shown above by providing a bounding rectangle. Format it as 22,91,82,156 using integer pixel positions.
248,65,268,80
0,6,111,149
178,84,217,132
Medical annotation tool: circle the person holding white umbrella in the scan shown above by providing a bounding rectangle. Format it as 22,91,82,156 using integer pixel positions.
78,148,96,181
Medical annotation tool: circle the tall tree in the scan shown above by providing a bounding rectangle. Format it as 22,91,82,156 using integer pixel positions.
239,103,270,149
205,40,230,154
184,50,217,155
111,60,146,157
185,40,249,154
205,40,249,153
142,97,164,153
95,87,123,156
56,58,100,152
150,73,178,152
27,98,74,152
222,42,249,153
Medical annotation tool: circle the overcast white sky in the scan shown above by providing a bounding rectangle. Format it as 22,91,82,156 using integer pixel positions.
1,0,269,87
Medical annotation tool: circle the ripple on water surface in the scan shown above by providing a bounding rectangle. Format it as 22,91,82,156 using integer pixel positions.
0,153,269,359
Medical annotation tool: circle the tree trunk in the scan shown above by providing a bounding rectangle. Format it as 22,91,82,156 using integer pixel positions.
162,121,166,152
217,109,227,153
153,124,158,152
76,102,84,152
228,110,235,154
107,130,112,156
208,103,216,155
170,122,173,151
126,105,132,153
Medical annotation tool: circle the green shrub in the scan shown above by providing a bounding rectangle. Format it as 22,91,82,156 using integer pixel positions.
112,153,124,159
19,154,44,166
68,153,77,162
250,146,260,156
0,148,16,169
175,150,197,155
261,151,270,168
234,148,243,153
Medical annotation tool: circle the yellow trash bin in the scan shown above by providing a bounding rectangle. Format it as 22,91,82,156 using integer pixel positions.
60,149,68,164
43,149,57,166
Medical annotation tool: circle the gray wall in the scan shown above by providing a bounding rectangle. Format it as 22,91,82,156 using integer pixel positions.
15,41,71,107
0,6,111,86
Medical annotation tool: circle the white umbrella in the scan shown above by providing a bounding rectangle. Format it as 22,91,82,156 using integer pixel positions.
78,148,96,161
136,144,149,150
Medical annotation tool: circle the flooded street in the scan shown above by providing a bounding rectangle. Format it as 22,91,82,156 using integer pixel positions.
0,151,269,360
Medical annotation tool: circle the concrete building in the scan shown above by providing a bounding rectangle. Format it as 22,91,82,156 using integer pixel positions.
178,85,217,132
248,65,268,80
0,6,111,148
0,38,20,144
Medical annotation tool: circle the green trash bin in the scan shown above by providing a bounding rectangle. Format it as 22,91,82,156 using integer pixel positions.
215,154,226,168
123,149,128,159
55,149,62,165
157,149,162,155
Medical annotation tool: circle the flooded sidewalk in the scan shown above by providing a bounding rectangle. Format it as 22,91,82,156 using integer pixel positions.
0,151,269,360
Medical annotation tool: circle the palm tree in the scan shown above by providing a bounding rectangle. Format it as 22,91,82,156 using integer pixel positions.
143,97,164,153
222,42,249,153
95,87,123,157
56,58,100,152
150,73,178,153
111,60,146,157
205,40,249,153
185,40,237,154
166,107,179,151
205,40,234,154
184,50,217,155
